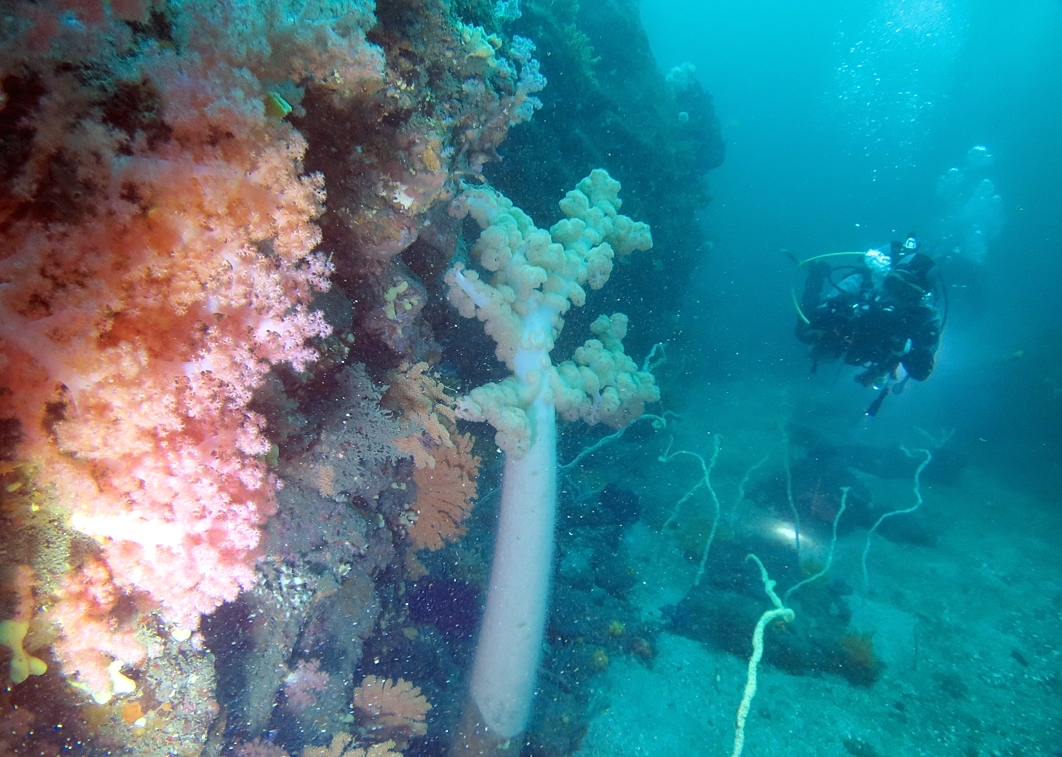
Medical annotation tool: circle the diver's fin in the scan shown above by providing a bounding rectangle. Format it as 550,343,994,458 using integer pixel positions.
866,386,890,417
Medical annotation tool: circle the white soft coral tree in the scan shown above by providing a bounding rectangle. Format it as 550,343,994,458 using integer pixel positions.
445,169,658,740
446,169,657,455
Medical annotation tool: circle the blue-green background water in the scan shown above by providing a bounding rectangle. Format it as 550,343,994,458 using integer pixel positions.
637,0,1062,490
566,5,1062,753
4,2,1060,754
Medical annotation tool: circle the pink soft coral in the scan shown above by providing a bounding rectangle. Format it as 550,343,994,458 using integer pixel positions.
0,0,365,700
48,559,147,702
283,658,331,712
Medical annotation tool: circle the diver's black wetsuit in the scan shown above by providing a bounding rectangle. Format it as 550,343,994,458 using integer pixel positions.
797,251,941,391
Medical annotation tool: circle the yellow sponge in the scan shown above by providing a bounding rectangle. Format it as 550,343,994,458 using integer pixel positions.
0,618,48,684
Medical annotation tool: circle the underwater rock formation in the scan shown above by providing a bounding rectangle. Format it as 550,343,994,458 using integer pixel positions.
0,0,720,755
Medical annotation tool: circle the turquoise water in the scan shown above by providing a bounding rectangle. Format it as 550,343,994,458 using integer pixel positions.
637,0,1062,425
571,2,1062,755
2,1,1061,755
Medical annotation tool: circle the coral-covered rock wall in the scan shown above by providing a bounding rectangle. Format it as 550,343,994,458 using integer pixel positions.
0,0,720,754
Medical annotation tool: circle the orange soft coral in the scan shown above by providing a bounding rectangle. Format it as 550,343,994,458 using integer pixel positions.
406,432,481,552
352,675,430,746
381,364,480,551
386,362,458,469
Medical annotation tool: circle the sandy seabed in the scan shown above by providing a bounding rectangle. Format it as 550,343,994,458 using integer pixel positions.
573,374,1062,757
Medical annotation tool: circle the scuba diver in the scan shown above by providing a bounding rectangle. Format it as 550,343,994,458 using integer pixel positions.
794,234,943,416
